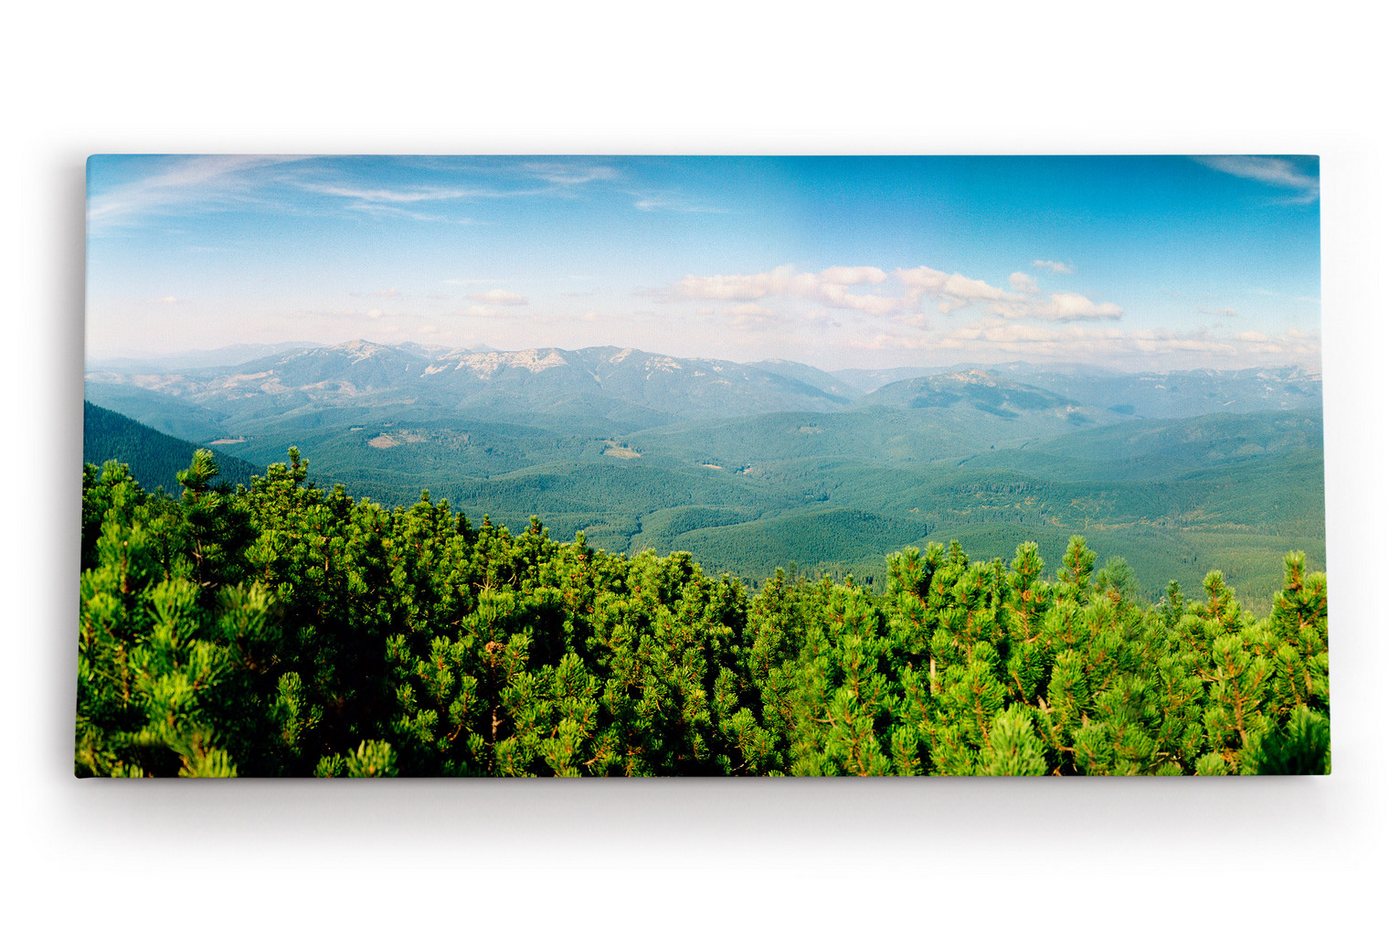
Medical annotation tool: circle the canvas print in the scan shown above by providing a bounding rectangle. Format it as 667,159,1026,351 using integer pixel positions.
79,155,1327,777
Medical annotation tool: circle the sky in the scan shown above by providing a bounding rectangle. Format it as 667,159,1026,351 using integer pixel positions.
85,155,1322,372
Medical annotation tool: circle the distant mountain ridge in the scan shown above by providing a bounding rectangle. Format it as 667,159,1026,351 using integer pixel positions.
81,339,1326,608
975,361,1322,419
87,338,1322,432
862,370,1099,424
87,340,864,431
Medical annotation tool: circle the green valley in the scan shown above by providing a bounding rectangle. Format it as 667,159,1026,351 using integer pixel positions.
83,340,1324,610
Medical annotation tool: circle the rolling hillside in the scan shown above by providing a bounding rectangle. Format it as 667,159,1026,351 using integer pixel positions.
83,340,1326,608
83,402,258,493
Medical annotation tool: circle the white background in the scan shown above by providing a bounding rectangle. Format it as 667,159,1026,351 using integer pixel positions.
4,1,1395,930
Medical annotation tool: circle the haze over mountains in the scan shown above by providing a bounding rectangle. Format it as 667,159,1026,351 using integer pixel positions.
87,339,1319,427
83,339,1324,608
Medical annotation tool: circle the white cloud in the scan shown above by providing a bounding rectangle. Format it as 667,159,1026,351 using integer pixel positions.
894,266,948,292
1125,331,1236,355
944,273,1012,304
675,270,774,301
896,267,1114,320
843,316,1320,369
820,265,886,286
1009,272,1038,293
728,302,777,319
837,291,902,316
673,264,899,315
1037,292,1123,321
895,266,1015,312
672,262,1123,323
803,309,842,327
1032,259,1073,274
1196,155,1319,203
862,321,1236,360
705,303,781,331
469,289,528,306
366,308,384,319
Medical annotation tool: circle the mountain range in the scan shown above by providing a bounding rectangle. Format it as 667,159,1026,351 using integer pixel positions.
83,339,1325,608
86,339,1319,433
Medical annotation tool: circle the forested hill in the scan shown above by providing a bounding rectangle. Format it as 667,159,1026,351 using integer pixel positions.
83,401,257,493
83,346,1326,608
77,450,1330,778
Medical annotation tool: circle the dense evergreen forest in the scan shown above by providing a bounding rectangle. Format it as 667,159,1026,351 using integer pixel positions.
78,449,1329,777
83,402,257,493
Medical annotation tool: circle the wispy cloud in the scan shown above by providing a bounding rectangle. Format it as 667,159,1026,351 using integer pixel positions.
340,201,474,224
297,161,621,217
302,182,488,204
455,305,513,319
89,155,508,233
633,193,726,214
519,161,618,186
1252,287,1322,305
469,289,528,306
847,319,1318,368
1032,259,1073,274
696,302,781,331
305,182,515,220
1196,155,1319,204
87,155,310,233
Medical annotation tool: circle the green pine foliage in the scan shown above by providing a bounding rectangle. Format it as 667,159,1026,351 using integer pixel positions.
76,451,1331,777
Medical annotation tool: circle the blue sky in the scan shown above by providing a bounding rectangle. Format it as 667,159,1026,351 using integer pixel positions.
86,155,1321,371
